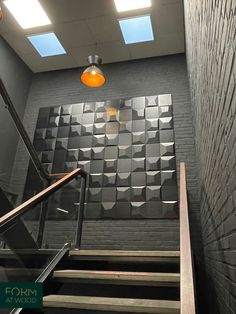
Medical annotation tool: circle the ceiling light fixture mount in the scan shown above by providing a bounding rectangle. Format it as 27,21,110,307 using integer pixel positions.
81,55,106,88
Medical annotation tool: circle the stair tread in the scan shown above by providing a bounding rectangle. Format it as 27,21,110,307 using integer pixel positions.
53,269,180,282
69,250,180,257
43,295,180,313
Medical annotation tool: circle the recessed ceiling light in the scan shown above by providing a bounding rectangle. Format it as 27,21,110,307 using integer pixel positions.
27,32,66,57
114,0,151,12
3,0,51,29
119,15,154,44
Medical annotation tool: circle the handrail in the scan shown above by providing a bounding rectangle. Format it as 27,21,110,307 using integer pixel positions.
179,162,196,314
0,167,86,229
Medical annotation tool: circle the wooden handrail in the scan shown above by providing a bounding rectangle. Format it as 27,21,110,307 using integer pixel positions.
180,162,196,314
0,168,86,228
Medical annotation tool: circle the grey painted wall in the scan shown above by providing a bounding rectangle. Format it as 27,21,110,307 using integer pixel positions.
11,53,200,251
0,36,32,191
184,0,236,313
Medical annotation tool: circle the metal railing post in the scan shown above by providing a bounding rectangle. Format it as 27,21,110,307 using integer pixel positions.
75,174,87,249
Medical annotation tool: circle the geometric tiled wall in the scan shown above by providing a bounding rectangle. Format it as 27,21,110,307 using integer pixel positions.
26,94,178,219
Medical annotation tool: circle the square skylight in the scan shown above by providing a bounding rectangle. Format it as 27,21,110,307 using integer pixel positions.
119,15,154,44
114,0,151,12
27,33,66,57
3,0,51,29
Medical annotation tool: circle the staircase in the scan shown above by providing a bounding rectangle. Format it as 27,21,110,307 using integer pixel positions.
42,250,181,313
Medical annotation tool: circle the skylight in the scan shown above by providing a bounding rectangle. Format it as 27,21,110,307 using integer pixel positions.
3,0,51,29
114,0,151,12
27,33,66,57
119,15,154,44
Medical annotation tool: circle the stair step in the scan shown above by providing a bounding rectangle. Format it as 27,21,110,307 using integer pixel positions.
43,295,180,313
69,250,180,262
53,270,180,287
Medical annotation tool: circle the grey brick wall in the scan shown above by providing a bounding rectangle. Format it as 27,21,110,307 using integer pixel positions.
11,54,200,251
184,1,236,313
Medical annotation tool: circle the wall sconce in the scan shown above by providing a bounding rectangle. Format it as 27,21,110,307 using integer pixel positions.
81,55,106,88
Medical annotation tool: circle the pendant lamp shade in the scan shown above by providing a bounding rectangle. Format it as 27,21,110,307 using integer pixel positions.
81,55,106,88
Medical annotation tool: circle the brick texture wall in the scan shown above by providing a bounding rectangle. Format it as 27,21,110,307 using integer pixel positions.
184,1,236,313
11,54,200,251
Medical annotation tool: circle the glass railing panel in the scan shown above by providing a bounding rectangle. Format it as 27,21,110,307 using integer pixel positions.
42,176,83,249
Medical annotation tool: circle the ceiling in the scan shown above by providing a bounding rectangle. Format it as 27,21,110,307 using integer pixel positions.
0,0,185,73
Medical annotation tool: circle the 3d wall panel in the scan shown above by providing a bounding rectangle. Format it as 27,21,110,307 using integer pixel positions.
25,95,178,219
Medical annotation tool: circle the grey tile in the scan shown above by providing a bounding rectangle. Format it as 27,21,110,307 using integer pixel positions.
132,145,145,158
119,109,132,121
159,106,173,118
102,187,116,202
105,147,118,159
84,102,95,113
57,126,70,138
79,148,91,160
146,131,160,144
56,138,68,150
159,117,173,129
64,161,77,172
93,134,105,147
146,201,163,218
82,113,95,124
90,160,104,173
71,115,82,125
119,121,132,133
132,158,145,172
146,119,158,131
119,145,132,158
131,187,146,201
132,120,145,132
117,159,131,172
68,137,80,149
121,99,132,110
95,112,107,123
161,156,176,170
117,187,131,202
72,103,84,115
42,151,54,163
158,94,172,106
70,125,81,137
160,130,174,143
50,106,61,116
85,203,102,219
133,132,145,144
102,202,117,218
61,105,72,115
103,173,117,187
45,139,56,151
106,122,119,134
49,116,60,127
131,202,146,218
67,149,79,161
119,133,132,145
162,201,178,218
146,144,160,157
78,136,93,148
106,134,119,146
145,107,158,119
46,128,57,139
131,172,146,186
160,143,175,156
81,124,93,136
94,123,106,135
146,186,161,201
59,115,70,126
161,170,177,186
95,101,106,112
78,161,90,173
88,188,102,202
89,174,103,187
132,109,145,120
117,172,131,186
146,95,158,107
117,202,131,218
132,97,145,109
35,128,46,139
104,159,117,173
146,157,161,171
106,108,119,122
146,171,161,185
92,147,105,160
161,186,178,201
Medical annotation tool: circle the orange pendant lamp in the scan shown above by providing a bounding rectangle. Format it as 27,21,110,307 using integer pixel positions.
81,55,106,88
